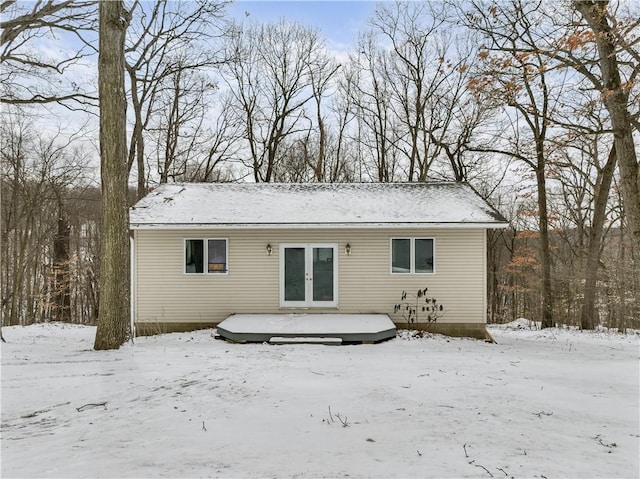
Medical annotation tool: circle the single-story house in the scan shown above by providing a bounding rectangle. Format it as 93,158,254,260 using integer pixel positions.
129,182,508,338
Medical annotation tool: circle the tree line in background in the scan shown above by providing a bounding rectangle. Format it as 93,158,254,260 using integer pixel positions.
1,0,638,338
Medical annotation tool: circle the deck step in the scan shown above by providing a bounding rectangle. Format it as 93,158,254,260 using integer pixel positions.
217,313,396,344
269,336,343,345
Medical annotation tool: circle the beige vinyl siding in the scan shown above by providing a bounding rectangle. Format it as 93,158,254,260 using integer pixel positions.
133,228,486,326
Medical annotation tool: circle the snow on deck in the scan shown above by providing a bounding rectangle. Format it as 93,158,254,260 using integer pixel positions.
216,313,397,343
129,182,508,228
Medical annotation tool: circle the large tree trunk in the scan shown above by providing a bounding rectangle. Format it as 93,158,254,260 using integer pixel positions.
580,144,617,330
574,1,640,265
1,171,3,341
52,201,71,323
536,166,554,328
94,0,130,350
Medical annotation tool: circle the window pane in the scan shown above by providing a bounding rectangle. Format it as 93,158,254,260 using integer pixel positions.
415,238,434,273
185,240,204,273
208,239,227,273
392,239,411,273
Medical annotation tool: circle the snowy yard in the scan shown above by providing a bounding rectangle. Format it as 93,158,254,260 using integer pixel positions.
1,322,638,479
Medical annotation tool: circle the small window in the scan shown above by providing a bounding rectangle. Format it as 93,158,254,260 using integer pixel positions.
414,238,434,273
390,237,435,274
208,239,227,273
185,239,204,273
391,238,411,273
185,238,228,274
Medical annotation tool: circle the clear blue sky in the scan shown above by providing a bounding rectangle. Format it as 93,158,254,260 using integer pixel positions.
226,1,378,47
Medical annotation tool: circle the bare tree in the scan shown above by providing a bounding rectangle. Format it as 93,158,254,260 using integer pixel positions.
151,57,210,184
580,145,617,329
548,92,619,329
344,2,492,183
369,1,446,181
148,68,244,184
0,0,97,108
571,1,640,266
1,114,90,327
124,0,227,197
328,74,359,182
50,183,72,324
222,20,333,182
464,0,568,328
425,43,495,182
306,47,340,182
94,0,130,350
347,33,397,182
183,92,244,183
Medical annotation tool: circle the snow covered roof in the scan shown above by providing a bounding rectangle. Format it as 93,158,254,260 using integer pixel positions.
129,182,509,229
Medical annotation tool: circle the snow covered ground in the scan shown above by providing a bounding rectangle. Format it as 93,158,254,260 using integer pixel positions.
1,321,638,478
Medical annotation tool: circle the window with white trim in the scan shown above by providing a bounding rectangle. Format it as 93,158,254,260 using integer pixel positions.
391,238,435,274
185,239,228,274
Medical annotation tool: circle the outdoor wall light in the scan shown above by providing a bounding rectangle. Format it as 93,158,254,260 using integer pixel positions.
345,243,352,256
266,244,272,256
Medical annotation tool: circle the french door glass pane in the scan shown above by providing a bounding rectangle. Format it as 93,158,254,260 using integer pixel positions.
392,239,411,273
284,247,305,301
313,247,334,302
415,238,434,273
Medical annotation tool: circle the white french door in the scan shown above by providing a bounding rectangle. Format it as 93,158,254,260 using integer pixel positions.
280,243,338,308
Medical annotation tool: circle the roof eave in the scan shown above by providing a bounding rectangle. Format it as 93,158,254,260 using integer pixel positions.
130,221,510,230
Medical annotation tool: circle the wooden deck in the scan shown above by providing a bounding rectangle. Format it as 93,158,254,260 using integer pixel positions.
216,313,397,344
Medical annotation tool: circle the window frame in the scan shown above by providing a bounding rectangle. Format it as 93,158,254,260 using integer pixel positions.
184,238,229,275
389,237,436,275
